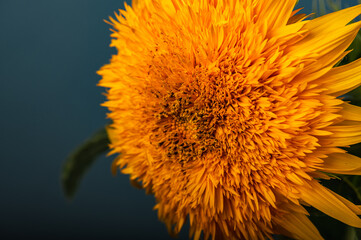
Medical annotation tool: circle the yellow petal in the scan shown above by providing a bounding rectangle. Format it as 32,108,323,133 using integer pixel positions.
111,157,121,176
290,22,361,71
325,135,361,146
333,191,361,215
274,211,323,240
106,125,118,144
340,103,361,121
300,180,361,228
326,125,361,138
327,124,361,136
261,0,299,30
321,58,361,96
319,153,361,175
288,5,361,76
304,4,361,34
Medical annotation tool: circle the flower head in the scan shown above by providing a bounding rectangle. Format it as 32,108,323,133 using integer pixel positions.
98,1,361,239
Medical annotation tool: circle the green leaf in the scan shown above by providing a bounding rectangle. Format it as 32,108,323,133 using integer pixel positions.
344,226,358,240
62,127,110,199
340,175,361,204
325,0,341,12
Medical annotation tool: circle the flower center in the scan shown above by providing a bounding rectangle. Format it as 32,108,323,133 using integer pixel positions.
151,91,220,162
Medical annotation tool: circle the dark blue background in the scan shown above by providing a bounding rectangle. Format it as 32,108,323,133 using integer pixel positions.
0,1,358,239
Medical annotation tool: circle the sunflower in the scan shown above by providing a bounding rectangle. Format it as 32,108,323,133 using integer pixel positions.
98,0,361,239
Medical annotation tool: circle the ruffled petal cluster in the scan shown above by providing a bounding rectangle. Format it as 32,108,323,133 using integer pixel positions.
98,1,361,239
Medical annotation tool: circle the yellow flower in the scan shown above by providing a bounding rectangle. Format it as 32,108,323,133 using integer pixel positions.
98,0,361,239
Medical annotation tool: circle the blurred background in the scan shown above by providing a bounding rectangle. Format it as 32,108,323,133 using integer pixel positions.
0,0,359,239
